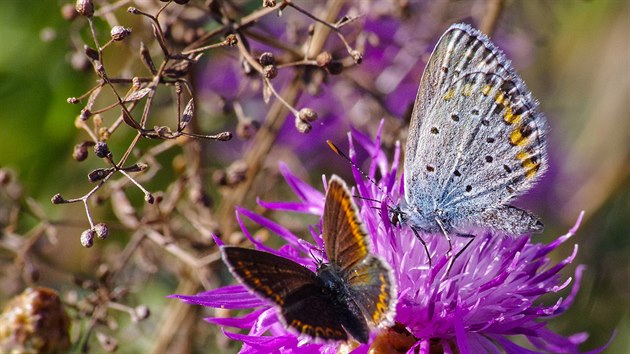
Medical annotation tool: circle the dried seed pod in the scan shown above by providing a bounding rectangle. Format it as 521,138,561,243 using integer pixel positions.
93,142,110,158
297,108,318,122
350,50,363,64
80,229,96,248
0,287,71,353
316,51,332,67
259,52,275,66
110,26,132,41
51,193,66,204
73,143,88,161
94,223,109,240
88,168,111,182
263,65,278,79
75,0,94,17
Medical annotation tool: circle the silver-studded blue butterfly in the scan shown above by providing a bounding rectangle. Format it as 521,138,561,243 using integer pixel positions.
400,23,547,255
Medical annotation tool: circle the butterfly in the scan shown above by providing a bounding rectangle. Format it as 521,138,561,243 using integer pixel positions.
221,175,397,343
401,23,547,255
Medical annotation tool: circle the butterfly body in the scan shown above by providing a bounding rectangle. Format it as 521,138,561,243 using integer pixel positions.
221,176,396,343
402,23,547,238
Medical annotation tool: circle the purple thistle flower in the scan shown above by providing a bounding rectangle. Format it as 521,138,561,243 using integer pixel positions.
172,126,604,353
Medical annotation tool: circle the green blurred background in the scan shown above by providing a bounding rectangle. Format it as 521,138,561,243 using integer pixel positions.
0,0,627,352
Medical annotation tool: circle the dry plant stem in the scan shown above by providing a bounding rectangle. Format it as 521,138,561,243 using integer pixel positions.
480,0,505,36
216,0,347,236
150,275,201,354
183,4,277,53
285,1,355,55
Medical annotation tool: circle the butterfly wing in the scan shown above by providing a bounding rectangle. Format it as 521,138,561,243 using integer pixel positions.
279,283,349,342
221,246,319,306
344,256,396,328
405,23,547,233
221,246,348,341
323,176,371,272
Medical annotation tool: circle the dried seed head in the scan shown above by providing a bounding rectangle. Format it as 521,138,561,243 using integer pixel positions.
110,26,132,41
134,305,150,321
96,332,118,352
214,132,233,141
145,193,155,204
71,50,91,71
326,61,343,75
61,4,78,21
236,118,260,140
67,97,79,104
225,160,248,186
174,0,190,4
263,0,276,7
127,7,139,14
79,108,91,121
88,168,111,183
51,193,66,204
0,169,11,186
93,142,110,158
259,52,275,66
75,0,94,17
295,116,312,133
263,65,278,79
350,50,363,64
132,77,142,91
316,51,332,67
224,34,237,46
94,223,109,240
73,144,88,161
80,229,96,248
298,108,318,122
83,45,99,61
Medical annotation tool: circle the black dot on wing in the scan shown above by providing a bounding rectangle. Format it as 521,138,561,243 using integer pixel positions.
430,127,439,134
451,113,460,122
485,155,493,163
503,164,512,173
454,169,461,177
471,109,480,115
426,165,435,172
465,185,472,192
441,66,448,73
481,119,490,126
486,137,495,143
506,185,515,193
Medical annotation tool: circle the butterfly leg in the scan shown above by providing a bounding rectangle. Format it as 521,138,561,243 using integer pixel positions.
411,227,432,268
434,217,453,256
446,234,475,274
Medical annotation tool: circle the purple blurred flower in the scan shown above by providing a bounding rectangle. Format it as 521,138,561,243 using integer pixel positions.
172,126,602,353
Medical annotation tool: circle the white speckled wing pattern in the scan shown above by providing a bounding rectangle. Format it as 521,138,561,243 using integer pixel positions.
404,23,547,236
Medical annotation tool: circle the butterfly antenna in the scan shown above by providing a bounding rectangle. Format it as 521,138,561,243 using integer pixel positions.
326,140,395,206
